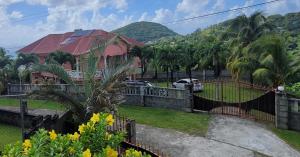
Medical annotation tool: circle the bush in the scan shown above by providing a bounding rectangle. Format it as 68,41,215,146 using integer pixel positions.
2,113,150,157
286,82,300,97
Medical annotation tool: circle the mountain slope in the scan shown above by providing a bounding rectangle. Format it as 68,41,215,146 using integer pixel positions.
192,12,300,35
112,21,178,43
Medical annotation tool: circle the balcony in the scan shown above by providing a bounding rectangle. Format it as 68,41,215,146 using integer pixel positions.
67,70,104,79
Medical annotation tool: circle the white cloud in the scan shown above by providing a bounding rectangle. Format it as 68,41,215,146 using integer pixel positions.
138,12,148,21
0,0,23,6
264,0,300,15
152,8,173,23
176,0,210,16
10,11,23,19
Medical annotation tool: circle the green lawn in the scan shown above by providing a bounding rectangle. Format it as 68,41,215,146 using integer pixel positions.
195,82,264,102
0,123,21,150
271,127,300,152
0,98,65,110
154,81,264,103
118,105,210,136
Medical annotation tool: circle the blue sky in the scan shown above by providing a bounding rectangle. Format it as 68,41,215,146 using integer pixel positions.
0,0,300,56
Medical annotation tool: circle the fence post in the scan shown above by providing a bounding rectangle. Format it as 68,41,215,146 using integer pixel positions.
20,99,28,141
221,80,224,114
126,119,136,144
238,81,241,116
140,86,145,106
275,91,289,129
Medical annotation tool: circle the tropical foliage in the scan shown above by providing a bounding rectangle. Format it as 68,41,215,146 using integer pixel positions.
30,36,131,122
46,51,76,68
2,113,150,157
113,21,178,43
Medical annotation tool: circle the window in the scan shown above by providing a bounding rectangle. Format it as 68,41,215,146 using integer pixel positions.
177,80,187,83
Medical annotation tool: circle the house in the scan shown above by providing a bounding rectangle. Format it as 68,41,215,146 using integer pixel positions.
18,29,143,83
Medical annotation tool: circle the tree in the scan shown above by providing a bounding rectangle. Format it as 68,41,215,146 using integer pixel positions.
195,33,228,78
0,48,13,94
226,11,273,82
176,37,197,80
15,53,39,68
30,36,130,123
130,45,153,78
15,53,39,83
155,39,180,85
149,45,161,79
250,35,298,86
46,51,76,68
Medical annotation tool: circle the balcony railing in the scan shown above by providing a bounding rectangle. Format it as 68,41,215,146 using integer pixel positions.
67,70,104,79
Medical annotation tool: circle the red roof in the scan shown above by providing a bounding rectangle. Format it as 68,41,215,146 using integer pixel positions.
18,29,144,57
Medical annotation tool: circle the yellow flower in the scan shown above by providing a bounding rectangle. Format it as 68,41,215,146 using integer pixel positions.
49,130,57,141
106,114,114,126
87,122,95,131
90,113,100,123
78,124,86,134
23,147,29,155
105,132,112,140
23,139,32,148
68,147,76,154
106,146,118,157
125,149,142,157
69,132,80,141
82,149,92,157
133,150,142,157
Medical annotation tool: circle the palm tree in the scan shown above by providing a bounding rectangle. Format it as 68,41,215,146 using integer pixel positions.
15,53,39,84
149,45,161,80
0,48,13,94
156,40,180,85
30,36,131,123
226,11,273,82
177,38,197,80
196,33,228,78
130,45,153,78
15,53,39,69
46,51,76,68
250,35,297,87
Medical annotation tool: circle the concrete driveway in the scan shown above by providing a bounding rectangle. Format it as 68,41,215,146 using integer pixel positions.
207,115,300,157
136,115,300,157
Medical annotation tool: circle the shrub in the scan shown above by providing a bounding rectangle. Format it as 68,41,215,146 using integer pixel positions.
286,82,300,97
2,113,150,157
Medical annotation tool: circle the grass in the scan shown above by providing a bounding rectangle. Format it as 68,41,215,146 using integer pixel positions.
195,82,264,102
154,81,264,103
271,127,300,152
0,123,21,150
153,82,170,88
0,98,65,110
118,105,210,136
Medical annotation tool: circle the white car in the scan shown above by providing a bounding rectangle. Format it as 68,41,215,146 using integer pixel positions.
172,78,203,92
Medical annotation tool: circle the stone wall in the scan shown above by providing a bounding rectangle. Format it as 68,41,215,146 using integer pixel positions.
123,86,192,112
287,98,300,131
275,91,300,131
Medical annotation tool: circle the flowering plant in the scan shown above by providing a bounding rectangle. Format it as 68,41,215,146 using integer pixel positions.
2,113,150,157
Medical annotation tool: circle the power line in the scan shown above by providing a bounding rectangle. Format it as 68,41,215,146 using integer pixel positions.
163,0,282,24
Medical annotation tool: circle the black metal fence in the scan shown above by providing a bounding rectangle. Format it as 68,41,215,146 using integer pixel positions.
193,79,276,122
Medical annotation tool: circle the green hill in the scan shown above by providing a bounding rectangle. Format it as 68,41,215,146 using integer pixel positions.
112,21,178,43
193,12,300,35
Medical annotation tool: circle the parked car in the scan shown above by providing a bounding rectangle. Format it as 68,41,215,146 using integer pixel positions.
172,78,203,92
123,80,154,87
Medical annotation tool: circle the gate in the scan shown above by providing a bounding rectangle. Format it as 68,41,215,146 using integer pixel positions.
193,80,275,122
